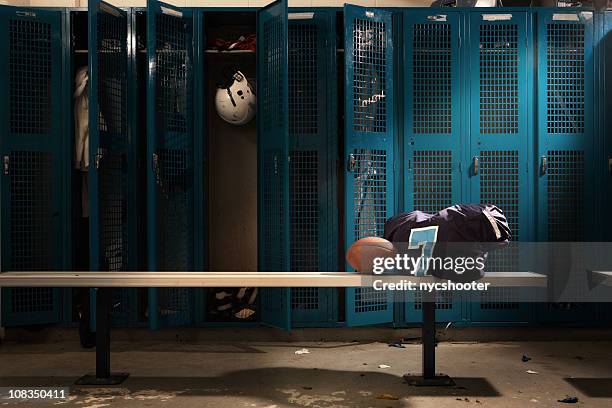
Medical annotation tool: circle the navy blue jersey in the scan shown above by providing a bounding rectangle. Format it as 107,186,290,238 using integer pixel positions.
384,204,511,281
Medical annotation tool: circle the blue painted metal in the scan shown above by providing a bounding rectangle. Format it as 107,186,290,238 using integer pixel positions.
467,10,533,323
257,0,291,331
287,11,339,327
147,0,197,329
0,6,64,326
535,9,597,323
603,11,612,242
403,9,463,324
343,5,395,327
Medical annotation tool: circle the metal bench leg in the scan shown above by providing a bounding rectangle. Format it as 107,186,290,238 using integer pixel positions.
76,288,129,385
404,290,455,386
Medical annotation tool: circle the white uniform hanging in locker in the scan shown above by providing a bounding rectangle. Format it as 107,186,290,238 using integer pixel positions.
74,66,89,218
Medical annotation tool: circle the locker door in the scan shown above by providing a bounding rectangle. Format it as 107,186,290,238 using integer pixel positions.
536,10,596,323
0,6,63,326
344,5,394,326
88,0,138,326
604,12,612,242
468,11,532,322
147,0,197,328
257,0,291,330
288,12,338,327
403,10,462,324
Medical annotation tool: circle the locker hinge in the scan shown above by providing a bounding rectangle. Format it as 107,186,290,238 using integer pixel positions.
3,155,9,175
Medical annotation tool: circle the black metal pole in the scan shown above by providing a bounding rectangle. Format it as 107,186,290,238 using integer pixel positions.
422,290,436,380
96,287,111,379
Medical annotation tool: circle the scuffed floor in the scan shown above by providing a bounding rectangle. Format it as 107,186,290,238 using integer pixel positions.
1,340,611,407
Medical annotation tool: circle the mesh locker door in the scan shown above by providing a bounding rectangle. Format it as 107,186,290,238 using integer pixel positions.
288,12,338,327
468,12,532,322
88,0,137,327
147,0,196,328
258,0,291,330
0,7,63,326
403,11,462,324
536,10,596,323
344,5,394,327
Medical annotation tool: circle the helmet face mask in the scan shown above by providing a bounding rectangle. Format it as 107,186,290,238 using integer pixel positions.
215,70,256,126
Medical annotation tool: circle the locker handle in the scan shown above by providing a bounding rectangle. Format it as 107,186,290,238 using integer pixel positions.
3,155,8,175
347,153,356,173
94,148,106,170
541,156,548,176
472,156,479,176
608,157,612,175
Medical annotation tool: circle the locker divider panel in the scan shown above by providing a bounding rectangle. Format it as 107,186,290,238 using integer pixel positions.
535,9,597,323
288,12,339,327
403,10,463,324
344,5,394,327
0,6,64,326
257,0,291,330
147,0,197,329
467,11,533,323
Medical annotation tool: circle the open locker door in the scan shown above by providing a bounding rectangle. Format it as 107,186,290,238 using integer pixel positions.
0,6,64,326
257,0,291,330
343,5,394,327
88,0,138,327
147,0,197,329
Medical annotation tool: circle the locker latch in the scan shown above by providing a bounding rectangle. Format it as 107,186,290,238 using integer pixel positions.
347,153,356,172
94,148,106,169
541,156,548,176
3,156,9,175
472,156,479,176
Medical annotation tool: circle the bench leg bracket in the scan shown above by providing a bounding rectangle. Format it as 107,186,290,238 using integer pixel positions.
75,288,129,386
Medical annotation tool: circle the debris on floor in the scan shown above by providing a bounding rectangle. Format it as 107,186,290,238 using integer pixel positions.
388,340,405,348
294,348,310,355
377,393,400,400
526,370,538,374
558,396,579,403
522,355,532,362
378,364,391,369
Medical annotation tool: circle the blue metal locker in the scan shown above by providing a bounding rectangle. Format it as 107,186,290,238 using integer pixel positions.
88,0,138,327
535,9,597,323
288,12,339,327
0,6,64,326
257,0,291,330
403,10,463,324
147,0,199,328
467,10,533,323
604,11,612,242
344,5,395,326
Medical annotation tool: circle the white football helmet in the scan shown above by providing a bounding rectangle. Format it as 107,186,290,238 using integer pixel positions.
215,70,256,126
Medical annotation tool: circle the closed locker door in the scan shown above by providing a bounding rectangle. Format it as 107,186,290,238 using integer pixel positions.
403,10,462,324
468,11,532,323
536,10,596,323
147,0,197,328
88,0,138,327
344,5,394,326
288,12,338,327
257,0,291,330
605,12,612,242
0,7,63,326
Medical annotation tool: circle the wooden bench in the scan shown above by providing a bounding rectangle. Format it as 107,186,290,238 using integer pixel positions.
0,271,546,386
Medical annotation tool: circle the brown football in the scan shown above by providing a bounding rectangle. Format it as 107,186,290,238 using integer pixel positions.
346,237,396,273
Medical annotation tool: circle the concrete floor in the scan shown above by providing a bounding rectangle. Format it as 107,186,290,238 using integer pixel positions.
0,339,611,407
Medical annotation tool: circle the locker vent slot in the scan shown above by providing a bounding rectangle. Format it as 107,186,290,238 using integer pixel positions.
10,151,53,270
547,150,584,241
413,23,452,134
262,150,285,271
352,18,387,133
292,288,319,310
480,287,519,310
480,150,519,272
290,151,319,271
289,24,318,135
156,13,189,135
414,291,453,310
9,19,52,134
479,24,519,134
262,15,285,132
413,150,452,214
11,288,53,313
546,23,585,134
352,149,387,240
97,11,128,272
354,287,387,313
